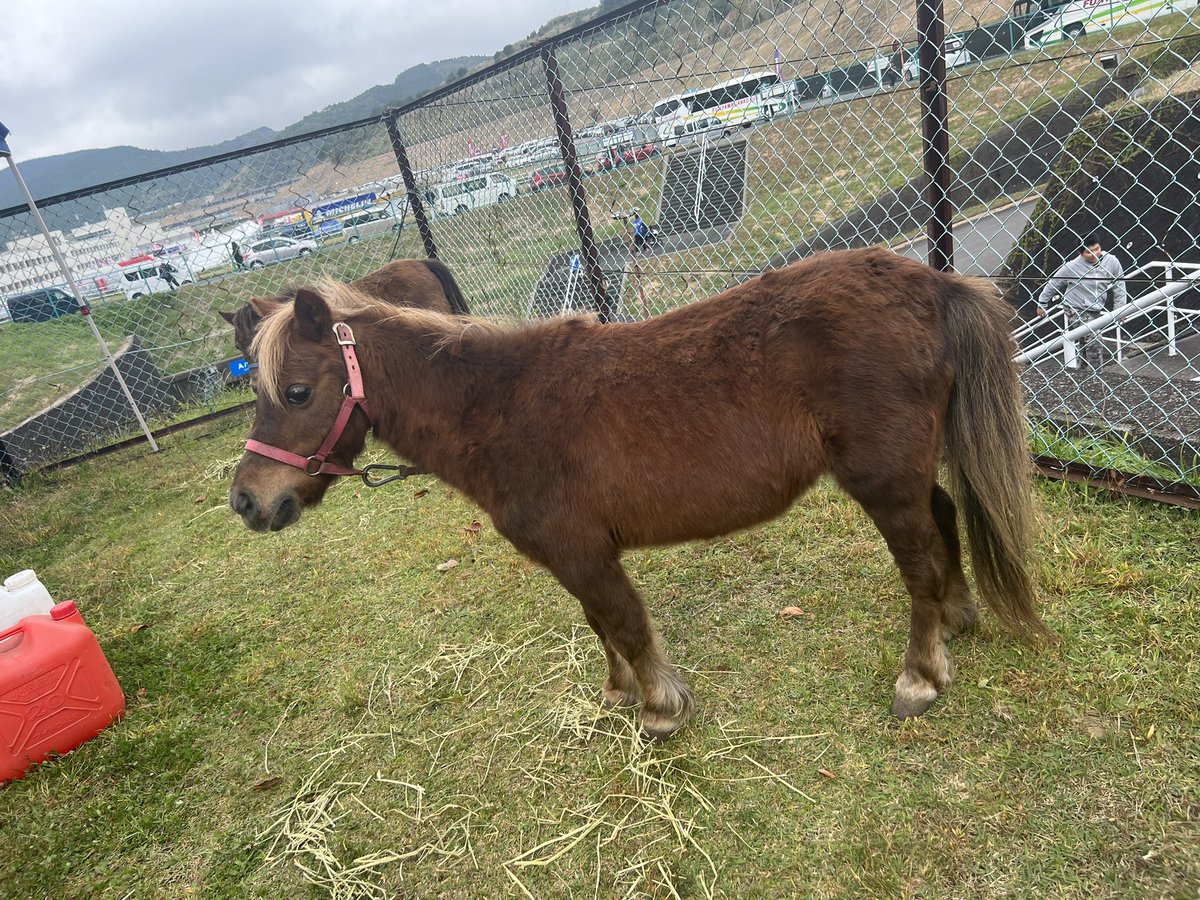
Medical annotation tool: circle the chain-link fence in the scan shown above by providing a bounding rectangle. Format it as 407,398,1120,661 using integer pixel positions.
3,0,1198,501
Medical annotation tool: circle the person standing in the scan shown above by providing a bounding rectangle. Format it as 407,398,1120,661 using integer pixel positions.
1036,235,1127,366
885,39,905,88
231,241,244,269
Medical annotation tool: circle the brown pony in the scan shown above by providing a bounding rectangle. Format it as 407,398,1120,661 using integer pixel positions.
228,248,1048,739
219,258,470,359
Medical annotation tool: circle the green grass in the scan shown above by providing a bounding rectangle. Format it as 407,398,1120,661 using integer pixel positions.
1033,422,1200,484
1,412,1197,897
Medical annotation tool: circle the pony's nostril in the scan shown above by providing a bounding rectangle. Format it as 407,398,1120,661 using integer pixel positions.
231,489,257,518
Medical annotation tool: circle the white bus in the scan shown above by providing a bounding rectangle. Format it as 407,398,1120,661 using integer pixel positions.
1025,0,1197,44
649,93,692,125
682,71,790,128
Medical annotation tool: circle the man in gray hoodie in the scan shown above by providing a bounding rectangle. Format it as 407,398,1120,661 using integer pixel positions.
1036,235,1127,366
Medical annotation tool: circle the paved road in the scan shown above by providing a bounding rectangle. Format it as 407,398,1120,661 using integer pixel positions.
894,198,1038,276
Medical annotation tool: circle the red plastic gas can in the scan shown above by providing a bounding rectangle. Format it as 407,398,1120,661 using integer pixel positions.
0,601,126,782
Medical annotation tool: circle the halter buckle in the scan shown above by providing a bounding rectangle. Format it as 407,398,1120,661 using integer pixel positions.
334,322,356,346
304,456,324,476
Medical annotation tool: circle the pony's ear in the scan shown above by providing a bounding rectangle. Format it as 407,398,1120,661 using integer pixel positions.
293,288,334,343
218,309,236,324
248,294,284,318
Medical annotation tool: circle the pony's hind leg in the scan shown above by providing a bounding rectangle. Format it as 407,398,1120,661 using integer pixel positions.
842,479,956,718
931,484,977,639
554,554,695,740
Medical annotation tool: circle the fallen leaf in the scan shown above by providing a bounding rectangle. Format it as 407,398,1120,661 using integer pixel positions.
131,623,150,634
136,687,148,701
252,776,284,792
464,521,482,534
437,559,459,572
818,768,836,780
193,495,207,505
414,489,429,499
778,606,804,618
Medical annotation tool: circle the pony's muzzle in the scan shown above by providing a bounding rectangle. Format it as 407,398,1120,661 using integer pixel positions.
229,486,300,532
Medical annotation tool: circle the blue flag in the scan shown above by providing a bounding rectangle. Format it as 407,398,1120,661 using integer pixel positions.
0,122,10,156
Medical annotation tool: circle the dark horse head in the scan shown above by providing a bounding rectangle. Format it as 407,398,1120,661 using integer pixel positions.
218,258,470,361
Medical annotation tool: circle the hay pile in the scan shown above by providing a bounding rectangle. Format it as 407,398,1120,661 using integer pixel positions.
260,626,828,898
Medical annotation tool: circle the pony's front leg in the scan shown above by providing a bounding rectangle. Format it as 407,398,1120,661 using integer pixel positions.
581,610,641,707
555,555,695,740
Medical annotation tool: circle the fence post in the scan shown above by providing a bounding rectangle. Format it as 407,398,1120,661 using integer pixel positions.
916,0,955,272
1,147,160,455
541,48,613,323
384,113,440,260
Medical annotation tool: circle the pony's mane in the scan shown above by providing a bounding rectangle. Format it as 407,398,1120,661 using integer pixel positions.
251,277,505,407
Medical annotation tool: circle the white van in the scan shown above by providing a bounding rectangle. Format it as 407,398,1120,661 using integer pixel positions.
424,173,517,217
659,115,726,148
1025,0,1197,45
119,260,192,300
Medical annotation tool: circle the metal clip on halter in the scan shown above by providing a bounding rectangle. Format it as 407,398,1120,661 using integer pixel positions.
360,463,427,488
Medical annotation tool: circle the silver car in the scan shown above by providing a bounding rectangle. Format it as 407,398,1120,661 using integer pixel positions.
340,208,401,243
242,235,318,268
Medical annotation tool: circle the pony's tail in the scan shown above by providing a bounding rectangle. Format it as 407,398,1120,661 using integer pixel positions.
423,259,471,315
938,275,1051,640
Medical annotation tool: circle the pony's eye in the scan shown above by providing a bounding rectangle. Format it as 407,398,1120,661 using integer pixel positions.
284,384,312,406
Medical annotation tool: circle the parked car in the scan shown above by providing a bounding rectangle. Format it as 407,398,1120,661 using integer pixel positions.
595,141,659,171
241,235,319,268
660,115,726,148
5,287,78,323
531,164,572,192
903,36,974,80
340,207,400,243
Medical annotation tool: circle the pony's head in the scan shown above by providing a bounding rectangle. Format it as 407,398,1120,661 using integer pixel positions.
228,284,375,532
219,294,290,361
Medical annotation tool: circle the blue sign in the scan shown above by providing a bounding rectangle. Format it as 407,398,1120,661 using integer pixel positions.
310,192,377,220
228,358,256,377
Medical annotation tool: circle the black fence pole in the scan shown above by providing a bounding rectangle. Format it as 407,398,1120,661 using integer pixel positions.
384,113,440,260
541,48,613,323
917,0,955,272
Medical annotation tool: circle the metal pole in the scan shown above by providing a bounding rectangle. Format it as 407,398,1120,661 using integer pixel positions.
693,138,708,229
1,151,160,452
542,48,613,323
384,113,440,260
916,0,954,272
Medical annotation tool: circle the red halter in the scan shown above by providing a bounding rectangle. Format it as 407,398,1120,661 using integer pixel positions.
245,322,374,478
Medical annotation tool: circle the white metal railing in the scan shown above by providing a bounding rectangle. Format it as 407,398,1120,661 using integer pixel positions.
1015,262,1200,369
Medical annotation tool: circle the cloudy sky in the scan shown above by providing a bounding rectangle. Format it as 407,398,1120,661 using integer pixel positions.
3,0,595,162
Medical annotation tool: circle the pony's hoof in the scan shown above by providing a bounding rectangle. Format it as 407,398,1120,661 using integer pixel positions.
640,706,690,742
640,719,682,743
892,670,939,718
891,692,937,719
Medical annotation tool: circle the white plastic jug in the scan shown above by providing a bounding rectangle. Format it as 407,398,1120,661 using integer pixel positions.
0,570,56,634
